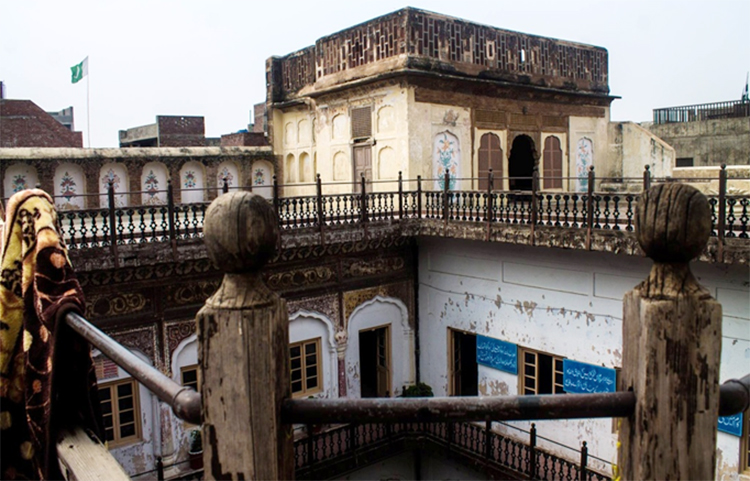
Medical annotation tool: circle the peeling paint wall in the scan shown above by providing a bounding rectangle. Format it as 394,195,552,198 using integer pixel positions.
418,237,750,476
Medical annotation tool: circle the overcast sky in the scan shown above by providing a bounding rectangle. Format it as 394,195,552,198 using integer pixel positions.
1,0,748,147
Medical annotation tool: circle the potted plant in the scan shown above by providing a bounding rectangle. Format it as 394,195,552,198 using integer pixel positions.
188,428,203,470
401,382,434,397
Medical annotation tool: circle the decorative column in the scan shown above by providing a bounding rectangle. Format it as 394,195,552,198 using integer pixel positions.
618,183,722,480
335,330,348,397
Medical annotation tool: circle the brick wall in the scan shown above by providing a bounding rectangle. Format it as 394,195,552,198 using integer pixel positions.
157,116,205,147
0,100,83,148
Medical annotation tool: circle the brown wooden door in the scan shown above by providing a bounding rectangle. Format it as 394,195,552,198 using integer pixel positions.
353,145,372,193
478,133,503,190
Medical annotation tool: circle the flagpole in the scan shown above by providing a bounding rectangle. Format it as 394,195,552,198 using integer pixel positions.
86,58,91,148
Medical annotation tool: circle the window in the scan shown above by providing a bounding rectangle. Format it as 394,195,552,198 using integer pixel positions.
351,106,372,139
98,379,141,446
290,338,322,397
181,365,200,392
543,136,563,189
676,157,694,167
519,347,565,395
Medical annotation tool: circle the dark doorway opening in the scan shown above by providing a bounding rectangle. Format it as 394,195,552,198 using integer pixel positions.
450,329,478,396
359,326,390,398
508,135,536,191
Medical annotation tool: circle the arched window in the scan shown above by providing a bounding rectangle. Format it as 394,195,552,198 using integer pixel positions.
285,154,296,184
478,133,503,190
543,136,563,189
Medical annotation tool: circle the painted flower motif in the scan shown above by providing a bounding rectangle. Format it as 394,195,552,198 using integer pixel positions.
436,133,457,190
254,168,265,186
144,170,159,198
12,174,28,193
184,170,197,189
60,171,77,201
101,169,121,191
218,167,234,187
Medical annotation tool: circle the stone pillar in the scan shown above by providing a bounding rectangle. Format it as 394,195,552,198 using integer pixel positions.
618,183,722,480
196,191,293,480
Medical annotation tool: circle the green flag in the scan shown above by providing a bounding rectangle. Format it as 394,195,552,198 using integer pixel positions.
71,57,88,84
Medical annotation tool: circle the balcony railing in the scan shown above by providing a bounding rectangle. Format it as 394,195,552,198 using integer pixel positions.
53,167,749,260
653,99,750,124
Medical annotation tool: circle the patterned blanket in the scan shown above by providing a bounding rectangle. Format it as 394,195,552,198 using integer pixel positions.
0,190,101,480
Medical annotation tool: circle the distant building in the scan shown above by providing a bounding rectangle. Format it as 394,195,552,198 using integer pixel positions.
119,115,208,147
645,99,750,167
0,98,83,148
47,106,76,131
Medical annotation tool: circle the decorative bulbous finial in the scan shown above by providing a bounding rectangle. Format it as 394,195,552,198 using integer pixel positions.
203,191,279,273
636,183,710,263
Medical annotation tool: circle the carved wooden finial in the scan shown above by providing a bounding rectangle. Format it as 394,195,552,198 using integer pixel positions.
636,183,710,263
203,191,279,273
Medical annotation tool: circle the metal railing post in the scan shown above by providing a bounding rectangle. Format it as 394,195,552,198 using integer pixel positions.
718,164,727,262
585,166,595,250
531,167,539,245
530,423,537,479
306,425,315,466
443,171,450,224
156,456,164,481
643,165,651,191
360,174,367,225
398,171,403,220
486,169,493,241
417,175,423,219
580,441,588,481
167,179,177,260
222,178,229,194
107,182,120,268
273,174,280,213
316,174,325,242
484,417,492,462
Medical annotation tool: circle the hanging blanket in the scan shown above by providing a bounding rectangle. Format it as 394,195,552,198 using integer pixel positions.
0,190,101,480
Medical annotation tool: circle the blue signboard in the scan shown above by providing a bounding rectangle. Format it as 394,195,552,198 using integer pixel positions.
718,413,742,437
562,359,616,394
476,335,517,374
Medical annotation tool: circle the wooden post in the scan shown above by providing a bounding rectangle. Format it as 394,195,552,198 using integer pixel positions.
272,174,280,213
196,191,293,480
642,165,651,191
222,178,229,194
618,183,721,480
360,174,368,225
579,441,588,481
529,423,537,479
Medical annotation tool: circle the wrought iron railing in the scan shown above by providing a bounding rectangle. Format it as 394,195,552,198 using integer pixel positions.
53,167,750,255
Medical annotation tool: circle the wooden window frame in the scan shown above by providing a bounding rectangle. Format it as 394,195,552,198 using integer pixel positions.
290,338,323,398
180,364,200,393
98,378,142,448
518,346,565,395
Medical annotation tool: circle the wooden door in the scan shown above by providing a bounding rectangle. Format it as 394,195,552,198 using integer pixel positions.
375,326,390,397
478,133,503,190
353,145,372,193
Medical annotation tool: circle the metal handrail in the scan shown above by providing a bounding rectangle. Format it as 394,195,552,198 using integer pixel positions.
65,311,202,425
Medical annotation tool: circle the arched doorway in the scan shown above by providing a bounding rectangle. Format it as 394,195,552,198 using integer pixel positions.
508,135,536,191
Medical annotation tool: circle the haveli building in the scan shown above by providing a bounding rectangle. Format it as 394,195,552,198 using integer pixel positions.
0,7,748,480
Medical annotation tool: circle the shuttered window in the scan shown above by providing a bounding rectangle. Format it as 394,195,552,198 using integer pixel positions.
351,106,372,139
543,136,563,189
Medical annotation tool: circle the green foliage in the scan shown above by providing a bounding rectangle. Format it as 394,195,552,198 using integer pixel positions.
188,429,202,453
401,382,434,397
